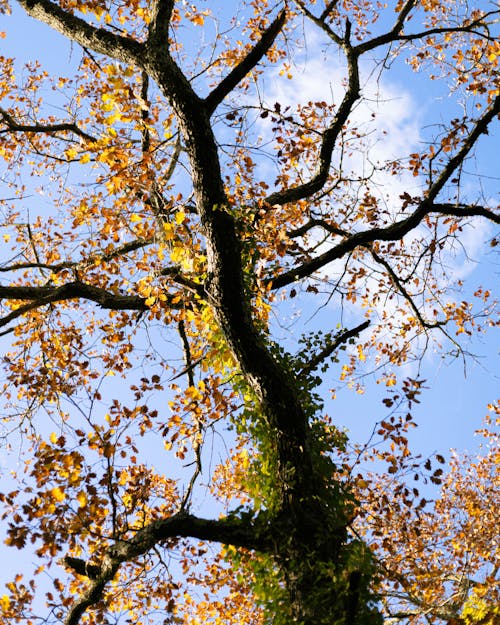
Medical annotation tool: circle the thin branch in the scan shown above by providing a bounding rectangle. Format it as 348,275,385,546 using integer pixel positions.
427,94,500,203
353,0,417,53
367,248,442,330
291,0,344,46
356,9,499,54
0,238,153,274
264,41,360,206
300,320,370,376
204,9,287,114
178,320,203,512
0,107,97,142
287,218,347,239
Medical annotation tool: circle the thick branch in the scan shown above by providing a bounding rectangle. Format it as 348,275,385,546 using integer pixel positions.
0,281,149,328
16,0,143,65
204,9,287,114
65,576,111,625
148,0,175,46
63,512,271,625
430,202,500,224
144,11,318,513
353,0,417,53
269,201,499,289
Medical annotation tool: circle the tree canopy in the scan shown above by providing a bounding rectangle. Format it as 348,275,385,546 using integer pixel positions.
0,1,499,625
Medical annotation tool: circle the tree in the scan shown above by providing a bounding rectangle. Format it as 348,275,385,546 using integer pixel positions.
0,0,498,624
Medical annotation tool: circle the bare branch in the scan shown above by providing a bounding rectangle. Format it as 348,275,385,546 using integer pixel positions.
178,320,203,512
291,0,344,46
367,248,442,330
426,94,500,203
0,238,154,275
356,8,499,53
205,9,287,114
264,45,360,206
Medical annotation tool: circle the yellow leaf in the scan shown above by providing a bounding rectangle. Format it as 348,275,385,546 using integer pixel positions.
49,432,58,444
76,491,87,508
163,223,175,240
107,110,122,124
51,487,65,502
0,595,10,611
170,245,184,264
357,345,366,362
175,210,185,225
130,213,142,223
79,153,91,164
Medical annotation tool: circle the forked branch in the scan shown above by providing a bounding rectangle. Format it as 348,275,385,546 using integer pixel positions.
205,9,287,114
62,511,272,625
